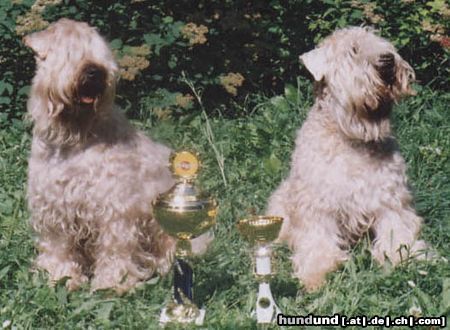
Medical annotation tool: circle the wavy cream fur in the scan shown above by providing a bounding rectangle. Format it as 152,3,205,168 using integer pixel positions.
25,18,175,293
267,27,428,291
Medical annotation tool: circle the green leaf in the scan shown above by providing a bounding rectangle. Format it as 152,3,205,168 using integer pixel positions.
0,266,10,281
109,38,123,50
350,9,363,19
284,84,298,103
263,155,282,174
0,81,13,95
143,33,164,46
168,55,178,69
426,0,446,12
0,96,11,105
162,16,173,24
72,300,99,315
270,95,290,112
17,85,30,96
96,301,114,321
441,278,450,314
56,286,67,305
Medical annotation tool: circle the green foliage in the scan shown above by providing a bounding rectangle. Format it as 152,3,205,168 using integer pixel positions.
1,0,449,121
0,1,32,120
1,81,449,328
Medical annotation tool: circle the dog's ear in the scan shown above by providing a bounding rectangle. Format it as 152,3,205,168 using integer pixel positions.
299,47,328,81
23,29,52,60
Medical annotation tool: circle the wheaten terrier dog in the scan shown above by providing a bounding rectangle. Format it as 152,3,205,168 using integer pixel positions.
24,18,176,293
267,27,429,291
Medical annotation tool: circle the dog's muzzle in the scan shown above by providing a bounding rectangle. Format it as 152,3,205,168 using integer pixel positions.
76,63,107,105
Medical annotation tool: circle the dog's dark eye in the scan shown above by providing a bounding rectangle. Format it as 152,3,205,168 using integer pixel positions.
377,52,395,85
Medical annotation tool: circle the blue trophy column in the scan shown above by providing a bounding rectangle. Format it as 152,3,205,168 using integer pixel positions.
173,258,194,303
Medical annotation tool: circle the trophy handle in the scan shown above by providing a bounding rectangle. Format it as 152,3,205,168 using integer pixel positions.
173,258,194,304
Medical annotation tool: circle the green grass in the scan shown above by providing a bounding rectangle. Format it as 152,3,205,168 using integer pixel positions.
0,81,449,329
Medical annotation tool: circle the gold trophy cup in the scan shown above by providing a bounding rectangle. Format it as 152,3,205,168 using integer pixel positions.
238,216,283,328
154,151,217,325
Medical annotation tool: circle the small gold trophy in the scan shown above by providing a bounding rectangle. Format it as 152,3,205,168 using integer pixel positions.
154,151,217,325
238,216,283,328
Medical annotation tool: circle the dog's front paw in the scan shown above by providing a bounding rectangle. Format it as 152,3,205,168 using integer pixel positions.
407,240,440,262
298,273,327,293
91,257,150,294
65,274,88,291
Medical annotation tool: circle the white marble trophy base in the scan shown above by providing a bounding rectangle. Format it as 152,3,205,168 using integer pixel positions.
255,282,281,324
159,306,205,326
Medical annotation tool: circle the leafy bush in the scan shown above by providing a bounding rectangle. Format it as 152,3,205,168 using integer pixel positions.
1,0,448,120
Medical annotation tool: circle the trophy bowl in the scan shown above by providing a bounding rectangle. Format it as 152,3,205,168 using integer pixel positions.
238,216,283,245
154,183,217,242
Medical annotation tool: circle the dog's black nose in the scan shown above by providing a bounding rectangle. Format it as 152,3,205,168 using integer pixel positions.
77,64,107,103
378,53,395,68
85,65,103,79
377,52,396,85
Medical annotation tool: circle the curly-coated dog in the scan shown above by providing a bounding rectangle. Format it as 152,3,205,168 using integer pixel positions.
267,27,430,291
24,18,176,293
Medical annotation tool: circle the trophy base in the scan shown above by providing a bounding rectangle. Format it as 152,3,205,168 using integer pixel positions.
159,258,205,325
160,305,205,326
255,282,281,325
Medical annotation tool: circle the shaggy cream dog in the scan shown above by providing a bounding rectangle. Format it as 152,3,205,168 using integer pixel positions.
267,27,429,291
24,18,176,293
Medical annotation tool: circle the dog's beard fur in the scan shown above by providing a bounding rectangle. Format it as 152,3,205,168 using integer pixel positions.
24,18,118,146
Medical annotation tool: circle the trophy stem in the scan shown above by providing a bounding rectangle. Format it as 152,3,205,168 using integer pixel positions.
255,244,272,278
173,258,194,303
159,257,205,325
254,245,281,326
